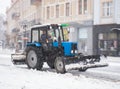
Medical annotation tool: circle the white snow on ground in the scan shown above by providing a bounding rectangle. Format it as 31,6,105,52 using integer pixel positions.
0,49,120,89
87,69,120,77
109,62,120,67
107,57,120,67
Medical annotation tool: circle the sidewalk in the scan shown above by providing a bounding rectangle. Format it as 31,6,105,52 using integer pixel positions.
0,49,15,55
107,56,120,62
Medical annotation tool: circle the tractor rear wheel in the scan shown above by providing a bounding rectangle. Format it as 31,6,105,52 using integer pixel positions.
26,47,43,70
54,56,66,74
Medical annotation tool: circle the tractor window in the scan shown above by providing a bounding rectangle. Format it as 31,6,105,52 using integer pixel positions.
32,30,39,42
55,28,64,41
63,28,69,41
48,30,54,40
48,28,64,42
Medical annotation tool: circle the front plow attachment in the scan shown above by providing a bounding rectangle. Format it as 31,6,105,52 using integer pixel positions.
66,62,108,71
11,53,26,65
66,55,108,71
54,55,108,73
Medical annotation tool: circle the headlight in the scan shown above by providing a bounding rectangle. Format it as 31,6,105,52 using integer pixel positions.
71,50,78,54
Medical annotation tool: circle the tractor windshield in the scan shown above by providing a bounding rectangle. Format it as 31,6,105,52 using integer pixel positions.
48,25,64,42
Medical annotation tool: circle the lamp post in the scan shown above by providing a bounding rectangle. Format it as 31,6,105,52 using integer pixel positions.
23,24,28,48
20,20,28,49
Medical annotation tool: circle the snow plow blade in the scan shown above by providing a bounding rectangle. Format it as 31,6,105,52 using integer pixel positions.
66,63,108,71
11,53,26,65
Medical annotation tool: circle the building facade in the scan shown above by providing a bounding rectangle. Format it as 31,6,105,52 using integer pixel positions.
0,14,6,49
6,0,120,56
6,0,21,49
6,0,41,49
7,0,94,54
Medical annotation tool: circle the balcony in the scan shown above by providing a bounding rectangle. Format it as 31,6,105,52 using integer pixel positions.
31,0,41,6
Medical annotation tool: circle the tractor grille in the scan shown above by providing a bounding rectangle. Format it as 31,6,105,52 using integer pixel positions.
72,43,77,50
71,43,77,54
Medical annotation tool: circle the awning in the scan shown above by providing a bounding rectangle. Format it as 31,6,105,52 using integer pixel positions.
111,28,120,32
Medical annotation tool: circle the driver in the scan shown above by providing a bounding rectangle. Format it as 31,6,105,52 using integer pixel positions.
41,31,51,42
41,31,47,42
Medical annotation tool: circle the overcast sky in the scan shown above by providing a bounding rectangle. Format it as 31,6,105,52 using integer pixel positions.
0,0,11,15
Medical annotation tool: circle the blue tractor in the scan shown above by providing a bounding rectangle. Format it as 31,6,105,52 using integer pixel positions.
11,24,108,73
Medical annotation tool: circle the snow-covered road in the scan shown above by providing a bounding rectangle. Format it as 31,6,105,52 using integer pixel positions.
68,57,120,82
0,51,120,89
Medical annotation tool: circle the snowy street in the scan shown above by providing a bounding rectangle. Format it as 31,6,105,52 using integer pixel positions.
0,50,120,89
70,57,120,82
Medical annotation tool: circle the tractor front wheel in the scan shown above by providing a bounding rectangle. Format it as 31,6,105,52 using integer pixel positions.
26,47,43,70
54,56,66,74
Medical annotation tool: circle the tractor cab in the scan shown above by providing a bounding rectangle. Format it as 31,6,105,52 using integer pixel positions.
30,24,63,43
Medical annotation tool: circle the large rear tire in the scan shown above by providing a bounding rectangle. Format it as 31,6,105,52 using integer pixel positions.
54,56,66,74
26,47,43,70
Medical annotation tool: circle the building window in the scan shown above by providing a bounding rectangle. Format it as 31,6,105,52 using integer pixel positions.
84,0,87,14
47,6,50,19
56,5,59,18
78,0,82,14
66,3,70,16
78,0,88,15
102,2,113,17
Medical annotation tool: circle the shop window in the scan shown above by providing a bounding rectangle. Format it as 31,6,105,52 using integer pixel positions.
108,33,117,40
98,33,117,51
108,41,114,50
98,33,108,40
98,40,107,51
